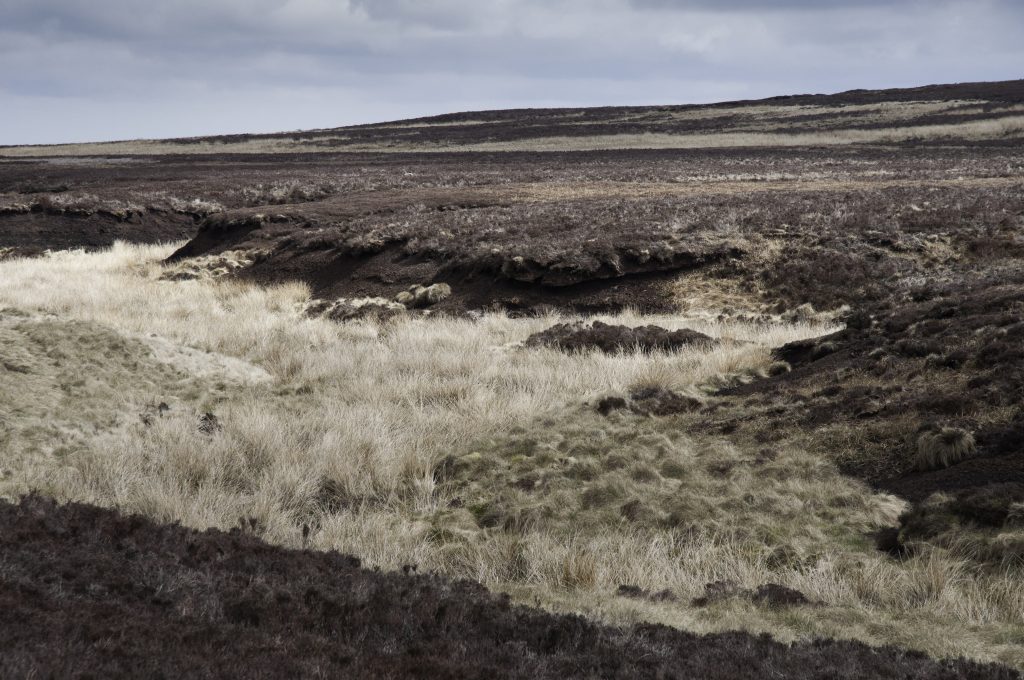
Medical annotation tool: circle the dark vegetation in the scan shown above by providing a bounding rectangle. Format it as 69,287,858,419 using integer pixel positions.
339,79,1024,146
610,386,704,417
724,270,1024,488
525,321,715,353
1,495,1017,680
711,195,1024,563
690,581,815,609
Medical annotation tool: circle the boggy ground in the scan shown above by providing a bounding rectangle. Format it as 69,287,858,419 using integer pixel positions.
2,495,1015,680
709,262,1024,567
2,81,1024,677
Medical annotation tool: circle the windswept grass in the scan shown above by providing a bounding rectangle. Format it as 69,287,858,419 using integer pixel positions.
1,243,1023,668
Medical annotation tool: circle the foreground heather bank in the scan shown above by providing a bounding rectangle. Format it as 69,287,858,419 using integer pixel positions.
0,496,1016,680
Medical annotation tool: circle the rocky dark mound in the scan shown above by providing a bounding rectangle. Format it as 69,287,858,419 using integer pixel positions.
0,192,200,258
525,321,716,354
2,495,1016,680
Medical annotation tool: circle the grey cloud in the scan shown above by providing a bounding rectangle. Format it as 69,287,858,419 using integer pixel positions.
630,0,907,9
1,0,1021,144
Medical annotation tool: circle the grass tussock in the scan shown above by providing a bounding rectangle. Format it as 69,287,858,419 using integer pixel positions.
914,426,978,471
1,242,1024,669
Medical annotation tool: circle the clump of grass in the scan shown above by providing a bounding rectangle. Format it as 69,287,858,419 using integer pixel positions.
559,548,598,591
158,250,255,281
238,181,336,206
914,425,977,471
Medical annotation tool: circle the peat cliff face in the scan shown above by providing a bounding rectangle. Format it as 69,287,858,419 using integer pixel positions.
170,187,746,314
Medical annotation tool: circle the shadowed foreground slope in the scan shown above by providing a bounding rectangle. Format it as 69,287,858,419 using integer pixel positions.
0,496,1016,680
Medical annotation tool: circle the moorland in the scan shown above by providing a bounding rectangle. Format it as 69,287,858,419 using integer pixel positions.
1,79,1024,678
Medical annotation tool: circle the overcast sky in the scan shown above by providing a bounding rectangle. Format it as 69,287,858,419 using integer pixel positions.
1,0,1021,144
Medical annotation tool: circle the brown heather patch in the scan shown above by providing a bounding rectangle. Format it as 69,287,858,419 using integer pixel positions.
3,495,1016,679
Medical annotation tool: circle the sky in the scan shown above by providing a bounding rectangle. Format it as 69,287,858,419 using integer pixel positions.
1,0,1021,145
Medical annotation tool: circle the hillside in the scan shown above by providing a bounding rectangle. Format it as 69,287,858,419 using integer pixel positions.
2,79,1023,156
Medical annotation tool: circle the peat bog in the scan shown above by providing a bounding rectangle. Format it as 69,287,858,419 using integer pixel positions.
2,80,1024,677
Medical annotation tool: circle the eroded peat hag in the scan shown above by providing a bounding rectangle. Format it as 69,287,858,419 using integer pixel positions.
163,168,1024,316
2,80,1024,677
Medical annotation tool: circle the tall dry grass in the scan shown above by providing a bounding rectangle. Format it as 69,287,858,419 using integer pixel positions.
1,242,1022,668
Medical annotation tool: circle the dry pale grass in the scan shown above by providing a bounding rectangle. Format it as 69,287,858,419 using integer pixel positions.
437,116,1024,153
662,99,990,124
0,137,310,158
502,176,1024,204
915,427,978,471
1,243,1023,668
